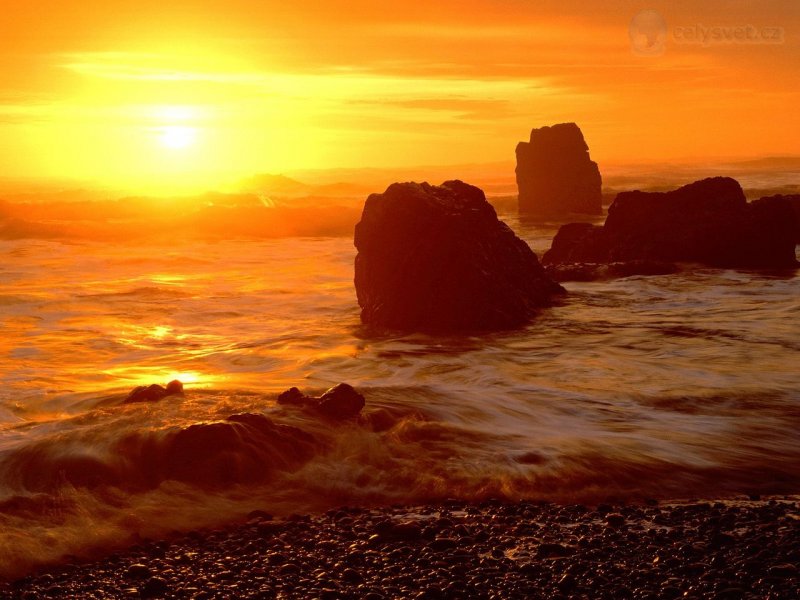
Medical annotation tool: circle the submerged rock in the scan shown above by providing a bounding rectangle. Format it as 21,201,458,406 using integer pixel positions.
162,413,318,488
125,380,184,404
5,411,320,493
277,383,365,420
545,260,679,282
515,122,602,216
354,180,564,331
543,177,799,272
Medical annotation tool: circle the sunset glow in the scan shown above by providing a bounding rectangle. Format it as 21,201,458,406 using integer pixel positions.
0,1,796,194
159,125,197,149
1,0,799,589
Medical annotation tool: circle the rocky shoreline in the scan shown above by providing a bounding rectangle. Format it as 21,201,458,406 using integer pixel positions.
4,497,799,599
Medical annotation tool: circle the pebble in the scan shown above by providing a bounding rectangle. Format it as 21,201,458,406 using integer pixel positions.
6,498,800,600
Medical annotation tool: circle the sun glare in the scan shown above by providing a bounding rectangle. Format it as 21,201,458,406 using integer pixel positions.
160,125,197,149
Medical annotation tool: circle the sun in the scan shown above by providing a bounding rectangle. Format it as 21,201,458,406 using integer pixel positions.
159,126,197,149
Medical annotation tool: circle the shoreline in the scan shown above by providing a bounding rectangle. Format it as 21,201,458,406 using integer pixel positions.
4,496,798,599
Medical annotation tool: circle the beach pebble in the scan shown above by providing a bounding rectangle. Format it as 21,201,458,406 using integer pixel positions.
9,498,800,600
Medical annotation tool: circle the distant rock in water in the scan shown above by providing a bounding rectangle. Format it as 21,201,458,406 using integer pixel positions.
543,177,799,273
353,180,564,331
278,383,365,420
125,380,184,404
515,122,602,216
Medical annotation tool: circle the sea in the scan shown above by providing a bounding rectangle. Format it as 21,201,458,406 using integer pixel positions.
0,209,798,577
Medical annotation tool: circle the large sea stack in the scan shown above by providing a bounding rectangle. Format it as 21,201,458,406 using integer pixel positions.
515,122,602,216
543,177,799,272
354,180,564,332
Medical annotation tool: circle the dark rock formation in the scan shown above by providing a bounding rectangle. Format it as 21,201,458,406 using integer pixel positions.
752,194,800,243
515,123,602,215
543,177,799,271
354,180,564,331
125,380,184,403
277,383,365,420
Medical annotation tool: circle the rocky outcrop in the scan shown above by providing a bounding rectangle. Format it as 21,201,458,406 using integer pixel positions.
354,180,564,332
278,383,365,420
516,123,602,216
543,177,799,271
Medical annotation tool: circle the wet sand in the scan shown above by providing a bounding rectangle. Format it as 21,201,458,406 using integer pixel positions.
4,497,799,599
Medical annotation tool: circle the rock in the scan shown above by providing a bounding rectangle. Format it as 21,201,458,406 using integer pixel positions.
543,178,799,271
515,122,602,215
276,387,311,407
125,564,152,579
606,513,626,528
276,383,365,420
354,180,564,331
751,194,800,243
316,383,365,420
160,413,318,488
140,576,169,598
164,380,183,395
125,380,184,404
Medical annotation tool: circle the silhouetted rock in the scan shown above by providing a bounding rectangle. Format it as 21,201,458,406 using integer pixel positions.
125,380,184,404
277,383,366,420
752,194,800,243
354,180,564,331
516,123,602,215
543,177,799,271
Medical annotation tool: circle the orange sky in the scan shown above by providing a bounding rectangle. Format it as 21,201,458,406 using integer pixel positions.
0,0,798,193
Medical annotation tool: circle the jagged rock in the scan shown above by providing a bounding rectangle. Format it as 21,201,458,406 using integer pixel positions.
277,383,365,420
543,177,799,271
515,122,602,215
125,380,184,404
354,180,564,331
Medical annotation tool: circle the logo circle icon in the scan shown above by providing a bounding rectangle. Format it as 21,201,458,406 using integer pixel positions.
629,10,668,56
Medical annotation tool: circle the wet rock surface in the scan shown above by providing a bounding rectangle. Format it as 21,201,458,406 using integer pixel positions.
545,260,679,282
7,498,800,599
277,383,365,420
125,380,184,404
515,122,602,216
354,180,564,332
543,178,799,271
